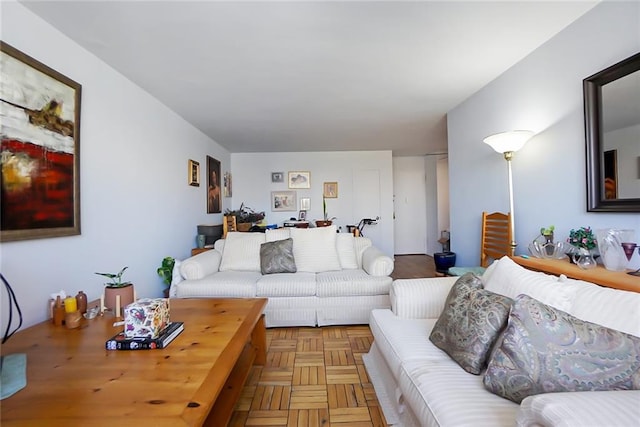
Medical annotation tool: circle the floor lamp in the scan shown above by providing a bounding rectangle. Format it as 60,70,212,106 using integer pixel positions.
483,130,534,256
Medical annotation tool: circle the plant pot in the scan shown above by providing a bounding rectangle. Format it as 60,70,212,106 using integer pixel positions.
104,283,135,315
434,252,456,273
316,220,332,227
237,222,252,232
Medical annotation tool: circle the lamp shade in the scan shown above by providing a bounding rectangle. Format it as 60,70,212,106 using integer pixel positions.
483,130,534,154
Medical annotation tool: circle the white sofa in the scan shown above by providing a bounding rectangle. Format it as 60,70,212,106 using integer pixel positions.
170,225,394,327
364,256,640,427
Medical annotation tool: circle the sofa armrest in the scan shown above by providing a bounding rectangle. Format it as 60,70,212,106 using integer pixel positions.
179,249,222,280
362,246,394,276
517,391,640,427
391,276,458,319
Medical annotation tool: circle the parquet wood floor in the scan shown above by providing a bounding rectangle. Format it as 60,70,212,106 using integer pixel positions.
229,255,433,427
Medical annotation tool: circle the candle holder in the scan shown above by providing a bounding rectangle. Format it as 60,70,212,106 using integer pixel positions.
621,242,640,276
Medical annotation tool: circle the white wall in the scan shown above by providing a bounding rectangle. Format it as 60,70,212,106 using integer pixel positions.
1,3,229,329
448,1,640,268
393,156,427,255
230,151,394,256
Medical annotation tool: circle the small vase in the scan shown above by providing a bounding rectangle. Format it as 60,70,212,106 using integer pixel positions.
573,249,597,270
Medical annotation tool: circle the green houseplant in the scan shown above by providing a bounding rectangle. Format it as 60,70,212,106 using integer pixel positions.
157,257,175,298
95,266,135,314
316,196,336,227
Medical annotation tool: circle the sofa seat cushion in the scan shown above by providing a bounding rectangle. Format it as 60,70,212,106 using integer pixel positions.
175,271,260,298
316,270,391,297
399,360,518,427
369,309,450,378
256,272,317,297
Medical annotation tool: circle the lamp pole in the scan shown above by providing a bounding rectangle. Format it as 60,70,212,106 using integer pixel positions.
504,151,516,256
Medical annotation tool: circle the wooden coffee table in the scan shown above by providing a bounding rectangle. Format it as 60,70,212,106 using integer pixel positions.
1,298,267,426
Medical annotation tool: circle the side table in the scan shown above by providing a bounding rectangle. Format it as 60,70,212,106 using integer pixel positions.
191,247,212,256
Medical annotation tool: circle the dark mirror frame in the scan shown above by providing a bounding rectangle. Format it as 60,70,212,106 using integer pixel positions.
584,52,640,212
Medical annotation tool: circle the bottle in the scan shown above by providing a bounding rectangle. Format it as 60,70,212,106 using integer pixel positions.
53,296,65,326
76,291,87,314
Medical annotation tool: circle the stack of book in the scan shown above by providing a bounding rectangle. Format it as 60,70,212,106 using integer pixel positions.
105,321,184,351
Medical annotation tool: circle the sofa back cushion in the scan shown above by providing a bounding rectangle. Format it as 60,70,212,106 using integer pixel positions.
265,228,291,242
219,232,265,272
561,277,640,337
484,294,640,403
483,256,575,312
336,233,359,269
290,225,341,272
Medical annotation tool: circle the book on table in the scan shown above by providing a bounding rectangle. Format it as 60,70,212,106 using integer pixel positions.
105,321,184,350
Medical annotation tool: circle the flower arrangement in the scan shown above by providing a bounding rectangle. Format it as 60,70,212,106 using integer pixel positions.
567,226,597,250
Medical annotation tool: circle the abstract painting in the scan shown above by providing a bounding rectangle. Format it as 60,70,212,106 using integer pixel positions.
1,42,82,241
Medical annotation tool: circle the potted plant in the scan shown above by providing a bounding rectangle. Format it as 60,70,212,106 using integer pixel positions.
224,203,265,231
95,266,135,314
157,257,175,298
316,196,336,227
567,226,598,265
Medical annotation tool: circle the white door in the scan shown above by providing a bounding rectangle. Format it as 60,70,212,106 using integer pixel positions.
393,157,427,254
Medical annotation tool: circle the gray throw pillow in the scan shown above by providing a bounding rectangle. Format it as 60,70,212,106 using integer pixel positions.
260,238,297,275
429,273,512,374
484,294,640,403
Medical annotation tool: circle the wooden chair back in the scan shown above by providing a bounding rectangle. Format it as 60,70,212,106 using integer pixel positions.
223,215,237,238
480,211,512,267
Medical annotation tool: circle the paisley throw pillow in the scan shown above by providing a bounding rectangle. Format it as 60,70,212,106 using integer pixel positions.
483,294,640,403
429,273,513,374
260,238,297,275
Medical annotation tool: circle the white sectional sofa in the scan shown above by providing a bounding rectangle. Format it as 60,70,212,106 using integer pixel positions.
170,225,394,327
364,256,640,427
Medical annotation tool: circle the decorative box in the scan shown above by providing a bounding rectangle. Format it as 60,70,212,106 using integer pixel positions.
124,298,170,339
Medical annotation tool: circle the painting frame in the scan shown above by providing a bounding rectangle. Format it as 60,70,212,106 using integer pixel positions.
206,156,221,213
271,191,297,212
188,159,200,187
323,182,338,198
288,171,310,189
223,171,232,197
1,41,82,242
271,172,284,183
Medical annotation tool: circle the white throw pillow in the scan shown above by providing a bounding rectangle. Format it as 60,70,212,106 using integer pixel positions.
290,225,341,272
483,256,575,312
265,228,291,242
336,233,359,269
219,232,265,272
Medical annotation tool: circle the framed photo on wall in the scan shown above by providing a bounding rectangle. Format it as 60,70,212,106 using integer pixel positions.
188,160,200,186
271,172,284,183
1,42,82,242
223,171,232,197
288,171,310,189
271,191,297,212
207,156,221,213
323,182,338,198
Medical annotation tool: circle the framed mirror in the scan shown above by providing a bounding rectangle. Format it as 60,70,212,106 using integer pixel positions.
584,52,640,212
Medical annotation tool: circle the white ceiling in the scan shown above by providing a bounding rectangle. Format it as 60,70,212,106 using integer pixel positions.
20,1,598,156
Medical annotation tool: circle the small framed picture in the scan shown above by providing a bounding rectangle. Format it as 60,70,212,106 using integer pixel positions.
223,172,232,197
188,160,200,186
288,171,310,189
271,191,297,212
298,210,307,220
300,197,311,211
323,182,338,198
271,172,284,183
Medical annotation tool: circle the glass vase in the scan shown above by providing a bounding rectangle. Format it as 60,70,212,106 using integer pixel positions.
596,229,635,272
